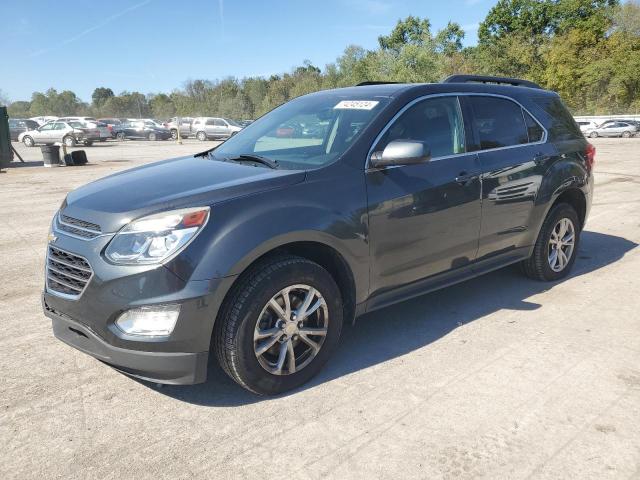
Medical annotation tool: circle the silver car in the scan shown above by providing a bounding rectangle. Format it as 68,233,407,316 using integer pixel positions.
191,117,242,141
166,117,194,139
587,121,637,138
18,121,101,147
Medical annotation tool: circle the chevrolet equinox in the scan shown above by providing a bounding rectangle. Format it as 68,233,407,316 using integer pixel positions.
43,75,594,395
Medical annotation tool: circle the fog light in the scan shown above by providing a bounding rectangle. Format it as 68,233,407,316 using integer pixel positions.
115,305,180,337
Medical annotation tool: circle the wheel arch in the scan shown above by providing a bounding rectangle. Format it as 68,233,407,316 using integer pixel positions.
551,188,587,229
215,240,357,329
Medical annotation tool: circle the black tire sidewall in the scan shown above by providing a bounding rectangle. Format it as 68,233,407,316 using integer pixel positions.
227,259,343,395
536,204,581,281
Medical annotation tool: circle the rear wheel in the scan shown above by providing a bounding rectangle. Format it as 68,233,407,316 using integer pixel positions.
196,131,207,141
83,140,93,147
116,131,125,141
63,136,76,147
170,129,178,140
521,203,580,281
622,131,632,138
148,132,157,141
214,255,343,395
589,131,598,138
23,136,34,147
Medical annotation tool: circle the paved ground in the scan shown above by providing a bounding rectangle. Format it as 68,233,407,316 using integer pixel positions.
1,138,639,479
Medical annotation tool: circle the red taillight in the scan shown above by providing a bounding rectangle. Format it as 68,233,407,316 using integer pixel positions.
585,143,596,171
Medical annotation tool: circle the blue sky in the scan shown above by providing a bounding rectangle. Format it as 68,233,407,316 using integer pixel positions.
1,0,495,102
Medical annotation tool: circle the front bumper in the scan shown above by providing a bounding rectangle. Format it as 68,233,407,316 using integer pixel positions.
42,227,237,384
46,302,208,384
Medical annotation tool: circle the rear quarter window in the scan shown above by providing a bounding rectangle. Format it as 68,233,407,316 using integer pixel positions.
530,96,582,141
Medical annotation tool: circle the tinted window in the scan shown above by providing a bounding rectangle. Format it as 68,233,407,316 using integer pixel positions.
531,96,582,140
524,110,544,142
375,96,465,158
214,119,226,126
468,97,528,149
206,119,216,126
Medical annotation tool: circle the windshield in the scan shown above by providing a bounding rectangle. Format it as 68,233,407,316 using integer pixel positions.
212,93,390,169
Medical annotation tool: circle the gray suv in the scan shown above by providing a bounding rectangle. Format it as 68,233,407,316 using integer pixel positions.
192,117,242,140
43,76,594,395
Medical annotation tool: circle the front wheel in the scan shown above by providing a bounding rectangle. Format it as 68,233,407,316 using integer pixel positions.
589,131,598,138
23,136,34,147
622,131,632,138
521,203,580,281
148,132,157,141
196,131,207,141
116,131,126,141
83,140,93,147
214,255,343,395
170,129,178,140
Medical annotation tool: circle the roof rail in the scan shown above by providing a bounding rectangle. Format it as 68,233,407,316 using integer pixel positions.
356,81,401,86
442,75,542,89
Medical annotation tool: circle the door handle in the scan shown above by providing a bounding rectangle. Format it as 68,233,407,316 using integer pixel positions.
455,171,478,185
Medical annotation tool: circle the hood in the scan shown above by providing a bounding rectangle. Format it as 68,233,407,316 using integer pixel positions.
62,156,305,233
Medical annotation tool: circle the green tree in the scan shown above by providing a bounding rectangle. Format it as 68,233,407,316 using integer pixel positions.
91,87,115,109
149,93,176,119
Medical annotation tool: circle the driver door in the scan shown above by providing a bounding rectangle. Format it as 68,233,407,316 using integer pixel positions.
366,95,482,298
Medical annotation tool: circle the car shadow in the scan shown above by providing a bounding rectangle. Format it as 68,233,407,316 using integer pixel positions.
145,230,637,406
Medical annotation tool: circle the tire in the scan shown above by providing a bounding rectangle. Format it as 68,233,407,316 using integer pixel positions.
148,132,157,141
214,255,343,395
521,203,580,281
23,136,34,147
589,131,598,138
622,131,631,138
116,131,126,141
170,129,178,140
99,138,107,142
196,131,207,141
63,136,76,147
83,140,93,147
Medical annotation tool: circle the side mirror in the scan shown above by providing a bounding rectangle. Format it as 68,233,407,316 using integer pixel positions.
370,140,431,168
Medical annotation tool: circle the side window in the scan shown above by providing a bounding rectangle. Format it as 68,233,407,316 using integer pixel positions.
40,123,55,131
375,96,465,158
206,119,216,126
468,97,528,149
531,96,582,141
524,110,544,142
214,119,226,127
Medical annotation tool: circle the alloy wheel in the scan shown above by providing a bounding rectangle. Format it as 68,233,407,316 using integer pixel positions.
253,284,328,376
548,217,575,272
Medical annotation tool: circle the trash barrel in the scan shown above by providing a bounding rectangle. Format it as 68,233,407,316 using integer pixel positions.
41,145,60,167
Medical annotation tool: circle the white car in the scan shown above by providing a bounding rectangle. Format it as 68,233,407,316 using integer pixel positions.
576,120,598,133
29,116,59,126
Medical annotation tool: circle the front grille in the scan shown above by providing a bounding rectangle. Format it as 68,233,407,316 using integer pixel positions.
46,246,93,298
57,214,102,239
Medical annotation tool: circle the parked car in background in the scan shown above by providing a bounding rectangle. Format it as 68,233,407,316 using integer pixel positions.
29,116,58,126
117,120,172,141
18,120,100,147
9,118,40,141
586,121,637,138
57,117,110,141
98,118,125,138
165,117,194,139
238,119,254,128
42,75,594,395
192,117,242,141
576,120,598,133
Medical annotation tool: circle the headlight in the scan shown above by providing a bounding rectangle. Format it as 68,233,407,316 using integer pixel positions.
105,207,210,265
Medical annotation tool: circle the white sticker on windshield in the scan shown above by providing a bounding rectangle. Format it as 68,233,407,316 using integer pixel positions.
334,100,379,110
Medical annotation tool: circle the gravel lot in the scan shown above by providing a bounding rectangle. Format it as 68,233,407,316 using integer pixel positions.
1,138,639,479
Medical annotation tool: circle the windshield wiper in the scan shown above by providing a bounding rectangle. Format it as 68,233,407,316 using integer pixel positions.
227,154,278,169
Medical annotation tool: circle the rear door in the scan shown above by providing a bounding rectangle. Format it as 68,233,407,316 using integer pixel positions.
463,95,553,261
366,95,482,296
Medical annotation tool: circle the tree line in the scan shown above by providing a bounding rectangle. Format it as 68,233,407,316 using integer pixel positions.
5,0,640,120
